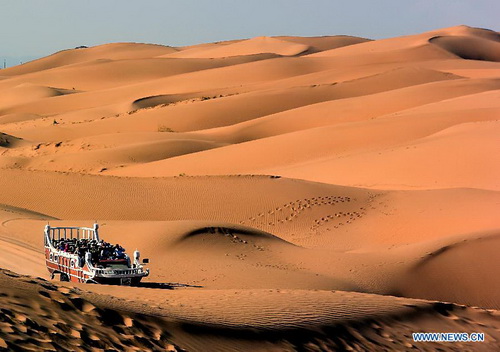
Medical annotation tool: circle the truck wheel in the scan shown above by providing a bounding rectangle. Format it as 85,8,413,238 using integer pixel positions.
60,273,70,282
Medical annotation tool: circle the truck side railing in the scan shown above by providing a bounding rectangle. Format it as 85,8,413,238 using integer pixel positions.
44,223,149,280
44,223,100,247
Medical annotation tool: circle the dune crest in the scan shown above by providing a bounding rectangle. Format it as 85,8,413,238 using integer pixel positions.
0,42,177,76
164,36,310,58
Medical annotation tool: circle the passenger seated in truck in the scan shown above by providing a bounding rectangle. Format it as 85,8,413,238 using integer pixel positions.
99,246,110,261
90,246,99,264
114,244,125,259
77,246,86,267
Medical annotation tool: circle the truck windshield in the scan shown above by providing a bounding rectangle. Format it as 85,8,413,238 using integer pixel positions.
98,261,129,269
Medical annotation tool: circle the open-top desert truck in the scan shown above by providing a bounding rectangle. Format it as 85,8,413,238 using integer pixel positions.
44,223,149,285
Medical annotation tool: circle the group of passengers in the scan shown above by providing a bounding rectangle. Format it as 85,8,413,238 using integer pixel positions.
52,238,127,265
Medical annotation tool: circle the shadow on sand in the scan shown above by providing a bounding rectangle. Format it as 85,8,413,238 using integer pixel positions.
135,282,203,290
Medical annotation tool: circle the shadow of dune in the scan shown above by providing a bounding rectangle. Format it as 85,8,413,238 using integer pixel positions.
177,225,297,246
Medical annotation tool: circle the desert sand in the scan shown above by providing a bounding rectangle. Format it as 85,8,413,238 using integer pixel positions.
0,25,499,351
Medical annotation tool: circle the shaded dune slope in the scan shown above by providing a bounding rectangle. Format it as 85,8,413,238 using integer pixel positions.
430,35,500,62
396,234,500,308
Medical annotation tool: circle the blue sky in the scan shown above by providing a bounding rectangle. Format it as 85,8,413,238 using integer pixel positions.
1,0,498,63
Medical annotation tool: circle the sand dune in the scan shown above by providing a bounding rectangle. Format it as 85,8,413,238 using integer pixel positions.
196,80,500,144
0,55,276,92
3,269,499,351
3,66,480,145
0,132,26,148
107,98,499,188
0,57,338,120
396,233,500,309
275,35,371,54
0,112,44,125
0,269,181,351
430,35,500,62
272,120,500,190
0,25,498,350
0,83,77,112
164,36,310,58
24,138,228,173
430,34,500,62
0,42,177,76
0,171,498,308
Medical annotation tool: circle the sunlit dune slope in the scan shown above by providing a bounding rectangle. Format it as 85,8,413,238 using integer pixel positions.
0,54,277,92
163,36,310,58
0,170,498,307
0,26,497,192
0,42,177,76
